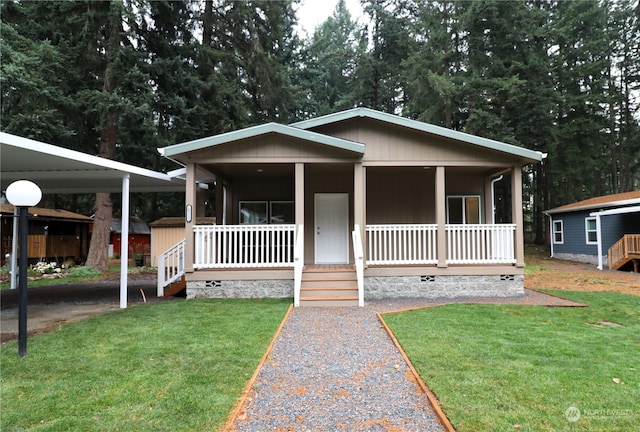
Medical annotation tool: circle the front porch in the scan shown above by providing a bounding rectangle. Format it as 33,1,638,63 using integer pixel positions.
158,222,524,305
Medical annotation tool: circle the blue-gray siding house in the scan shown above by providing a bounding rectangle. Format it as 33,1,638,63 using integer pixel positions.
545,191,640,269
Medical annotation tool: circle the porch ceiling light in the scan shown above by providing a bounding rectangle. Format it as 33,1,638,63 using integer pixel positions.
256,169,264,173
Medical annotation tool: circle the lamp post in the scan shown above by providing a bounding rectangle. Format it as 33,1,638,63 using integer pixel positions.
5,180,42,358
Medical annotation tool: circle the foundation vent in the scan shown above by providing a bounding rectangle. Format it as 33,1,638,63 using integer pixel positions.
421,275,436,282
500,275,515,281
205,280,222,288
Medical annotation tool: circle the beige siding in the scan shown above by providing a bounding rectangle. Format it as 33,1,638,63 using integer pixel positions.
188,134,358,162
311,118,519,165
151,227,186,267
367,167,436,223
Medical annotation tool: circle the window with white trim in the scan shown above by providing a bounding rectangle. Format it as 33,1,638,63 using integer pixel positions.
585,217,597,244
553,220,563,244
447,195,481,224
240,201,294,224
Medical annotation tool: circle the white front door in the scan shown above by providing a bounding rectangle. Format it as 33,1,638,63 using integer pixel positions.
315,193,349,264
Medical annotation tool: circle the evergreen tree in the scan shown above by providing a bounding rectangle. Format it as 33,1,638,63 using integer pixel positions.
358,0,411,113
298,0,367,116
549,0,610,206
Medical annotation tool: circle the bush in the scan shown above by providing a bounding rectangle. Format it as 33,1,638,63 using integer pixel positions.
69,266,102,278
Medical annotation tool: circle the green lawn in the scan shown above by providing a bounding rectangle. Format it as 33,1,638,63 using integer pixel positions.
383,291,640,431
1,298,290,431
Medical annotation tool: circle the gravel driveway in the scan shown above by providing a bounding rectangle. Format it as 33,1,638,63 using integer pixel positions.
228,291,583,431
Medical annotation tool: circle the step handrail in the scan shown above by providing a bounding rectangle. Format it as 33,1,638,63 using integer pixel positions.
293,224,304,307
352,224,365,307
157,239,186,297
608,234,640,269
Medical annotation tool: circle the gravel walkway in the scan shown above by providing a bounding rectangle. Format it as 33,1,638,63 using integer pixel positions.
228,290,584,431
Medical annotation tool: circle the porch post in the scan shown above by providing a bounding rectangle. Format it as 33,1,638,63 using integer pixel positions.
295,163,304,225
215,177,224,225
353,162,365,244
185,163,196,273
511,166,525,267
436,166,447,268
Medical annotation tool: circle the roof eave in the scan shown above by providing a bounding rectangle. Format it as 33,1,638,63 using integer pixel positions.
546,198,640,215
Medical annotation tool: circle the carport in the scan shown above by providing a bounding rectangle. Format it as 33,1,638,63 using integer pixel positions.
0,132,197,308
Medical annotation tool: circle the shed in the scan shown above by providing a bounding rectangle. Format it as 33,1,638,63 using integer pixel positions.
149,217,215,268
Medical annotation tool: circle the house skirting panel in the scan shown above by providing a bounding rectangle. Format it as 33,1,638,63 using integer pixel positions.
186,279,293,299
364,274,524,300
553,253,602,267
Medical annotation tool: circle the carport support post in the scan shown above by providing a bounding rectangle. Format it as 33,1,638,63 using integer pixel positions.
120,174,130,309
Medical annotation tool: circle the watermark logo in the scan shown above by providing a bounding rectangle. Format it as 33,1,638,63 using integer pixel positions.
565,405,633,423
565,406,581,422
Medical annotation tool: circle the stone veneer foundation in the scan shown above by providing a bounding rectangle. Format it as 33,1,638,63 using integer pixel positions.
364,274,524,299
187,274,524,300
187,279,293,299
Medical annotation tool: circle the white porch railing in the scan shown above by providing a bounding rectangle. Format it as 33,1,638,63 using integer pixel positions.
446,224,516,264
365,223,516,265
157,239,185,297
366,224,438,265
293,225,304,307
193,224,296,269
352,224,365,307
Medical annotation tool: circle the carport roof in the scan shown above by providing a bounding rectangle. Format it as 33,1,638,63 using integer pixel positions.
1,132,188,194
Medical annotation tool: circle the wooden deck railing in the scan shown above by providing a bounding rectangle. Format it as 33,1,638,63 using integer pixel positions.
608,234,640,270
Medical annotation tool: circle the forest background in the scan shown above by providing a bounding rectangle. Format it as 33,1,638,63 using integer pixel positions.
1,0,638,270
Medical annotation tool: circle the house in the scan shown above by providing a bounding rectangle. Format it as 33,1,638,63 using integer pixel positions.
545,191,640,271
1,204,91,266
156,108,545,306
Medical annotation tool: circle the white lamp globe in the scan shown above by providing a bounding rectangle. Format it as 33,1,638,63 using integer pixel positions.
5,180,42,207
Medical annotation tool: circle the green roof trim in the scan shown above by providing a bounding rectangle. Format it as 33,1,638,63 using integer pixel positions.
291,107,545,162
158,122,365,157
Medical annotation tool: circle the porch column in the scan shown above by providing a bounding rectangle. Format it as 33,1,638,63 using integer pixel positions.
353,163,365,239
511,166,525,267
215,177,224,225
436,166,447,268
295,163,304,225
185,163,196,273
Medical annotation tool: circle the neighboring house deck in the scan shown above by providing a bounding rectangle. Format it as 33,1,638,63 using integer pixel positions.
545,191,640,271
156,108,545,306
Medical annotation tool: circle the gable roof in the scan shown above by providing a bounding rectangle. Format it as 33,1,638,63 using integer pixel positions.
545,190,640,214
158,122,366,159
291,107,545,163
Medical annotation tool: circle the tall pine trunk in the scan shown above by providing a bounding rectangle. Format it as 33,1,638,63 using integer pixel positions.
85,1,120,272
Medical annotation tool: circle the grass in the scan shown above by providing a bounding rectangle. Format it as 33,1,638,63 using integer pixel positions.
383,291,640,431
0,298,290,431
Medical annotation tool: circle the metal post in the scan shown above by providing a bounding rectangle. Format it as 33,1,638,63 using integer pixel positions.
18,206,29,358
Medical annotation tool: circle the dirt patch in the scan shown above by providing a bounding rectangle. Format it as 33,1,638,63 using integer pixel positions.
524,247,640,296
